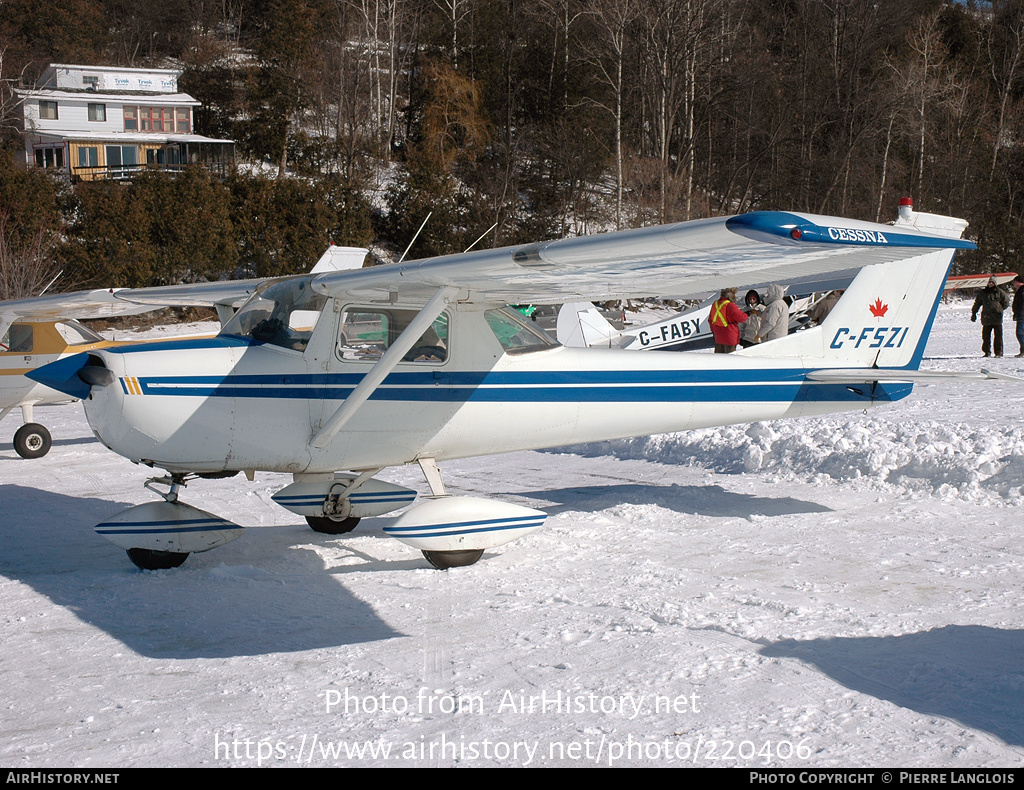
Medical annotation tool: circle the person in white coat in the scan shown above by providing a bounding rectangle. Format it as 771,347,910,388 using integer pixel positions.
757,284,789,342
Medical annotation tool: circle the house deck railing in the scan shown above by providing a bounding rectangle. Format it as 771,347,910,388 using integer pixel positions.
70,161,231,182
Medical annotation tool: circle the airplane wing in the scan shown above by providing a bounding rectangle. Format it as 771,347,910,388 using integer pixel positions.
115,247,368,308
0,279,263,329
309,211,976,305
2,244,369,325
1,288,153,322
944,273,1018,291
109,279,262,310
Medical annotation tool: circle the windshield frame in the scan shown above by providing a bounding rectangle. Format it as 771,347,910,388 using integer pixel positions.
220,275,327,353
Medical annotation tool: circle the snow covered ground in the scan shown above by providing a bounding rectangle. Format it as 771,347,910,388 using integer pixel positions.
1,301,1023,768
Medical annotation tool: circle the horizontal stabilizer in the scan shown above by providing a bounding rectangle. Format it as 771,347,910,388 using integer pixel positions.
805,368,1024,383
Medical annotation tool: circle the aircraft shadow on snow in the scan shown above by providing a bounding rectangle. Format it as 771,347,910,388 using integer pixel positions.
513,482,831,520
0,484,403,659
761,627,1024,746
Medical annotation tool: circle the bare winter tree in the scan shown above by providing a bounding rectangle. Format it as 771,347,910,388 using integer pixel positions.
580,0,638,230
638,0,730,222
0,212,63,302
0,46,28,150
431,0,474,67
905,10,949,204
342,0,413,170
985,3,1024,184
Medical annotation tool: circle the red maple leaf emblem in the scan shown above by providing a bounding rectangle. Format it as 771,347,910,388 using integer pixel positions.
869,298,888,318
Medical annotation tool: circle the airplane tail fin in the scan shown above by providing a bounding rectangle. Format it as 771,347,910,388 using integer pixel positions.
556,302,621,348
310,245,369,273
741,247,956,370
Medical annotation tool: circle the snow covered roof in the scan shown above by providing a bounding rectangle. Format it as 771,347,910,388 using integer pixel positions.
28,130,234,145
16,88,199,105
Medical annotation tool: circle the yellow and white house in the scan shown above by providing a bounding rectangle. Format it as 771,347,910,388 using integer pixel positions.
17,63,234,181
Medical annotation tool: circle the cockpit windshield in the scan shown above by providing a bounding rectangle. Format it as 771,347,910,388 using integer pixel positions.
55,321,105,345
220,276,327,352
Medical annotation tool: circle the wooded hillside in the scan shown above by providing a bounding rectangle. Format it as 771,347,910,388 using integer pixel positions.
2,0,1022,295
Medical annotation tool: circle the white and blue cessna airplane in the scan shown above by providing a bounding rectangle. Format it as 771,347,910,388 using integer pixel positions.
27,208,993,571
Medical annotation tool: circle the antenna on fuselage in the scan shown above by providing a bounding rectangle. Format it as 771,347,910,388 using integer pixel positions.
464,223,497,253
39,270,64,296
398,212,432,264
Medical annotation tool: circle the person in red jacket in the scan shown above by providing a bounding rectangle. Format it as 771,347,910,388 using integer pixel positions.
709,287,749,353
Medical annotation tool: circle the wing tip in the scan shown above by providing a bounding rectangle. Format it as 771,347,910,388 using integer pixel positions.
727,211,977,251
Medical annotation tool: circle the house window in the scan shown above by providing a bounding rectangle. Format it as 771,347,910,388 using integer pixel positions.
78,146,98,168
82,75,99,89
158,108,174,132
88,103,106,122
39,100,58,120
34,147,64,170
133,106,184,133
146,146,181,166
105,145,139,175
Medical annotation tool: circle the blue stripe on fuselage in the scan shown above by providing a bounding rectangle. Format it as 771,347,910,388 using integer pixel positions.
126,369,911,404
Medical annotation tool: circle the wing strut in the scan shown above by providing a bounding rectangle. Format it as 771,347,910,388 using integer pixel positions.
309,287,457,450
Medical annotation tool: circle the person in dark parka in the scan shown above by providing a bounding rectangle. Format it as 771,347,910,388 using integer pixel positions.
1011,275,1024,357
971,277,1011,357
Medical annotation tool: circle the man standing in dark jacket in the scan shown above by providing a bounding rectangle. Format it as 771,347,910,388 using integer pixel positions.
1012,275,1024,357
971,277,1011,357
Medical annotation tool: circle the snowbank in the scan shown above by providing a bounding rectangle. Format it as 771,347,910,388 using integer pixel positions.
554,416,1024,506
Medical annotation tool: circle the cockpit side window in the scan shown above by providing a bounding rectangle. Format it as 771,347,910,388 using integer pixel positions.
220,276,327,352
0,324,33,353
337,308,448,363
484,308,559,354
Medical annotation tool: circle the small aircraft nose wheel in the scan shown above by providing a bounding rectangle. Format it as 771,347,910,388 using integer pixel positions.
13,423,52,459
305,515,361,534
422,549,484,570
126,548,190,570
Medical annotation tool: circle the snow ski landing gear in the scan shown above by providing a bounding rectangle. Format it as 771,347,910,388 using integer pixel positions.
96,474,245,570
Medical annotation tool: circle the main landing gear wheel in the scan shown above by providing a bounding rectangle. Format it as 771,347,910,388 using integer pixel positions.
305,515,361,535
13,423,51,459
422,549,484,570
126,548,190,570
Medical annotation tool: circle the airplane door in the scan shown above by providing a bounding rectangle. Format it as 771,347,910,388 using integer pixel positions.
309,305,455,465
